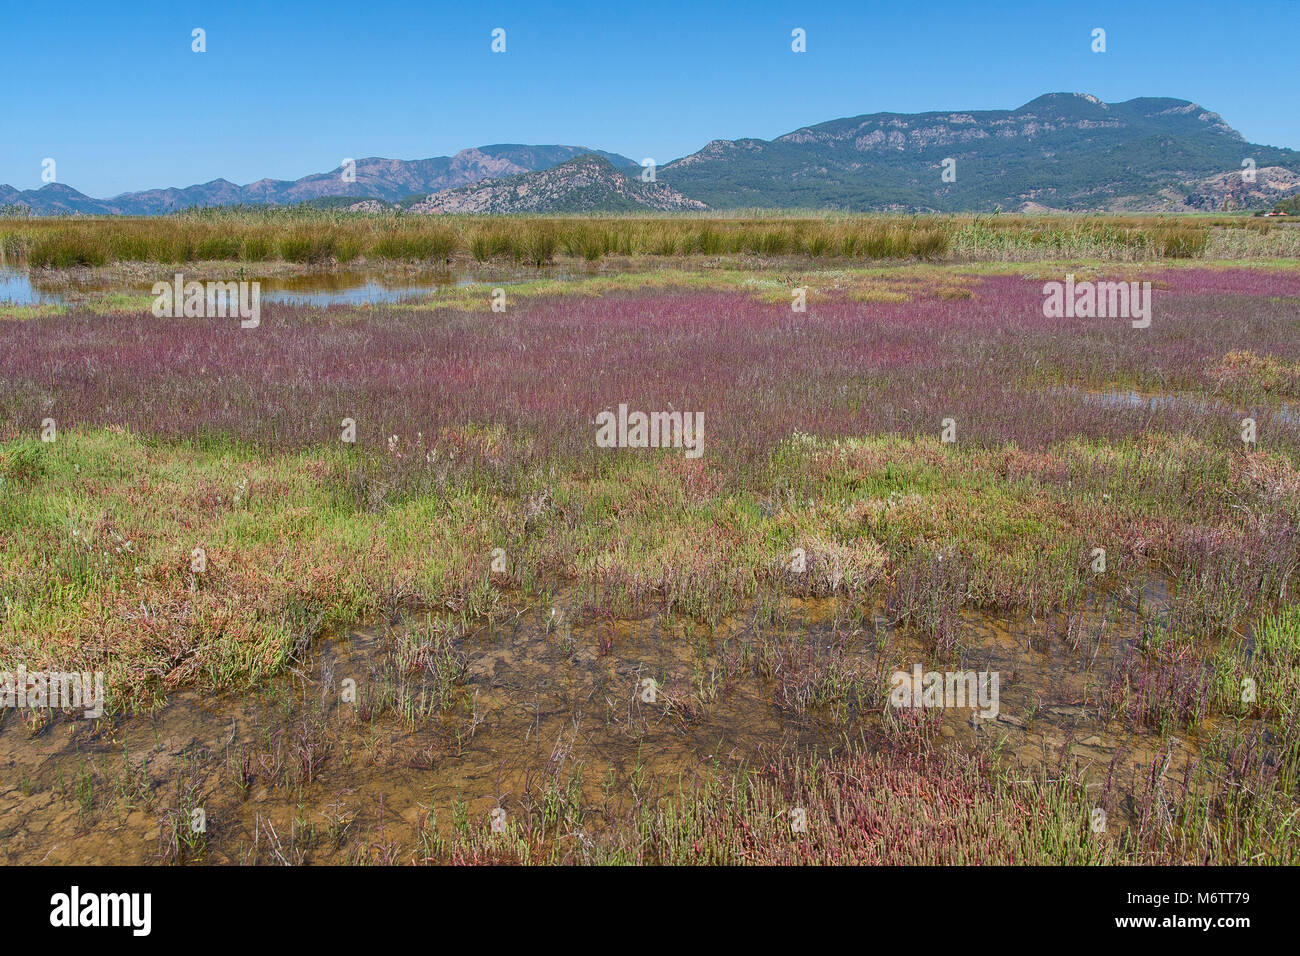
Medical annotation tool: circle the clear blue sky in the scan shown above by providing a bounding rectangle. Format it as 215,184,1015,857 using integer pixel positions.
3,0,1297,197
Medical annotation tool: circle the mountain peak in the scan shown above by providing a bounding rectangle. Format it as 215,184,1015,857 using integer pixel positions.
1019,92,1108,110
37,182,89,195
409,153,706,214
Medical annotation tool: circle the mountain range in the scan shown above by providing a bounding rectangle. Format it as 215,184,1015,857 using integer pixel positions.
0,146,640,215
3,94,1298,215
660,93,1300,212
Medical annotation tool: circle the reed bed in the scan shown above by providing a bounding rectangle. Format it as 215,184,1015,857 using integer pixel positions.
2,209,1293,268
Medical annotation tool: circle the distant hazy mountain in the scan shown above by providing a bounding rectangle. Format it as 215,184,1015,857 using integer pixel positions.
659,93,1300,212
408,155,707,213
3,95,1298,215
0,182,122,215
0,146,639,215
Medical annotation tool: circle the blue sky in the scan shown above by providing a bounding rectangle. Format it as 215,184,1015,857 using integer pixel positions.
3,0,1297,196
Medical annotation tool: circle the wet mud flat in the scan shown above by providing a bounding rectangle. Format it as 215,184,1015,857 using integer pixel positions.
0,589,1235,864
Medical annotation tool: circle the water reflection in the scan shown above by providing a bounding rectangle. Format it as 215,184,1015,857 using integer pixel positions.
0,264,526,308
0,266,50,306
